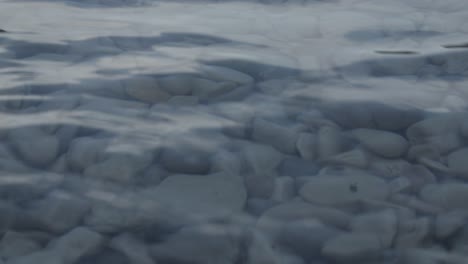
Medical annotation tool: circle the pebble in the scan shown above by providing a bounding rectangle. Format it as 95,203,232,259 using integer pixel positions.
435,210,468,239
210,150,243,175
394,217,431,249
157,75,194,95
0,231,41,260
296,132,317,160
447,147,468,177
160,145,211,175
278,157,320,177
245,171,276,199
271,176,295,202
167,95,199,105
8,127,59,168
350,209,398,248
321,148,369,168
150,223,241,264
279,219,341,260
322,232,382,262
406,114,461,145
192,79,237,101
317,126,344,160
123,76,171,103
420,183,468,211
0,173,63,202
245,230,281,264
110,233,154,264
67,137,108,172
299,174,389,207
199,64,254,84
149,172,246,217
351,128,409,158
252,118,299,154
25,191,90,234
84,152,153,183
242,143,283,174
6,250,63,264
50,226,103,264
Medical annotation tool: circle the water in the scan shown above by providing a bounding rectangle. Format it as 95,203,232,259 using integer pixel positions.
0,0,468,263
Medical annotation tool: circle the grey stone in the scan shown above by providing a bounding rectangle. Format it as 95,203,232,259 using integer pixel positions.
0,231,41,260
435,210,468,239
252,118,299,154
199,64,254,84
124,76,171,103
447,148,468,177
50,227,103,264
299,174,389,207
0,173,63,202
67,137,108,172
149,172,246,218
25,191,90,234
317,126,344,160
321,148,369,169
406,114,462,145
279,219,340,260
167,95,199,105
271,176,295,202
351,128,408,158
245,231,281,264
192,79,238,101
110,233,154,264
242,143,283,174
279,157,319,177
157,75,195,95
84,152,153,183
420,183,468,211
151,223,241,264
160,145,211,174
322,232,382,262
394,217,431,249
350,209,398,248
8,127,59,167
6,250,63,264
245,171,276,199
211,150,243,175
296,133,317,160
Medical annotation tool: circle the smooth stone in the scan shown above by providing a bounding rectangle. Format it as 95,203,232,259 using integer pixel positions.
150,223,241,264
50,227,103,264
422,133,464,154
199,64,254,84
84,152,153,183
135,164,168,186
110,233,154,264
0,173,63,202
369,158,411,179
279,157,320,177
406,114,462,145
400,164,436,193
245,171,276,199
25,191,90,234
245,231,281,264
6,250,63,264
350,209,398,248
420,183,468,211
279,219,341,260
252,118,299,154
317,126,344,160
204,83,252,103
321,103,375,129
321,232,382,262
435,210,468,239
167,95,199,105
0,231,41,260
299,174,389,207
296,133,317,160
192,79,237,100
210,150,243,175
371,104,423,131
242,143,283,174
271,176,295,202
447,148,468,177
351,128,408,158
8,127,59,167
124,76,171,103
160,145,211,175
321,148,369,169
394,217,431,249
257,201,351,237
149,172,246,217
157,75,194,95
67,137,108,171
246,198,276,217
407,144,441,162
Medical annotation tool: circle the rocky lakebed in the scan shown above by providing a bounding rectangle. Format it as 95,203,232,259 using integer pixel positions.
1,0,468,263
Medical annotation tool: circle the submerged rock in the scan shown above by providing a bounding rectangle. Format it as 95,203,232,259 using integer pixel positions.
322,232,382,262
351,128,408,158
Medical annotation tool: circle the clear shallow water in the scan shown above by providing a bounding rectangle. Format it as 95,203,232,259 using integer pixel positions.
0,0,468,263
